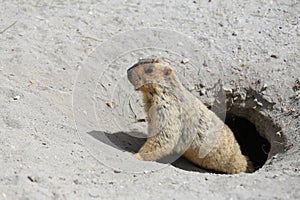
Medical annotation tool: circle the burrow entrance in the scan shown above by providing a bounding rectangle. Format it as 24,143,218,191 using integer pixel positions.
225,113,270,171
222,91,287,172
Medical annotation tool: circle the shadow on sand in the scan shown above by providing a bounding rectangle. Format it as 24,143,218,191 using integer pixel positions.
88,130,208,173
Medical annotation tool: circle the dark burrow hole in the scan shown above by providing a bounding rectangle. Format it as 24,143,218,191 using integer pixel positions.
225,113,271,171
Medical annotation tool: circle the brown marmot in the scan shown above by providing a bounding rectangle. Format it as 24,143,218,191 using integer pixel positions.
127,59,253,174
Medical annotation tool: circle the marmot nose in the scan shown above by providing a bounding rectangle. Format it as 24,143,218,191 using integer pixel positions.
127,67,135,84
127,68,132,77
127,65,135,74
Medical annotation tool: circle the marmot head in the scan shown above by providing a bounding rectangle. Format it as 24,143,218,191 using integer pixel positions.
127,59,173,93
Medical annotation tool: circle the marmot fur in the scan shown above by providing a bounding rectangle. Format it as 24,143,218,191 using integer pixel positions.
127,59,253,174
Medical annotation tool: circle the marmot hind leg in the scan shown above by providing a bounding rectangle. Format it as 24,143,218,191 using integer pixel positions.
184,125,250,174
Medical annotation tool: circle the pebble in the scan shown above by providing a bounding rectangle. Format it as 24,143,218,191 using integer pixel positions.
13,95,20,100
106,102,113,108
270,54,278,59
281,107,288,112
254,98,263,106
199,88,206,95
27,175,39,183
222,86,233,94
276,131,282,137
181,58,189,64
261,84,268,91
113,169,121,173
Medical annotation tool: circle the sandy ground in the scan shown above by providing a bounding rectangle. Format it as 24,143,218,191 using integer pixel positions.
0,0,299,199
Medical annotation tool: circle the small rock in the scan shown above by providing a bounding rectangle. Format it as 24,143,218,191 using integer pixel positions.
199,88,206,95
27,176,38,183
281,107,288,112
272,174,278,179
261,84,268,91
181,58,189,64
254,98,263,106
293,79,300,91
276,131,282,137
270,54,278,59
240,92,247,101
195,83,205,89
106,102,113,108
222,86,232,94
13,95,20,100
113,169,121,173
294,91,300,100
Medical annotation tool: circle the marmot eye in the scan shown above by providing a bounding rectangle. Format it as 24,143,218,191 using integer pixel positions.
164,68,172,76
144,66,153,74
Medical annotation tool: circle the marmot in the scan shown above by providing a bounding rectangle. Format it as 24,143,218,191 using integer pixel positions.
127,59,253,174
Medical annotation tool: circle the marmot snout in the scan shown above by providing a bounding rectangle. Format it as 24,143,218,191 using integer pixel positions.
127,59,253,174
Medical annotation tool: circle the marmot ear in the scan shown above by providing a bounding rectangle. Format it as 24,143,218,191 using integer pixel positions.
164,67,172,76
